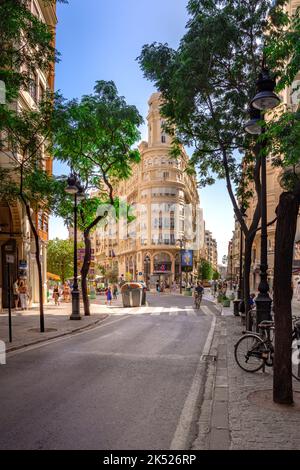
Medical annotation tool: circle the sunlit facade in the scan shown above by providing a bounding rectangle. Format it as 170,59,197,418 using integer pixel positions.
93,93,206,287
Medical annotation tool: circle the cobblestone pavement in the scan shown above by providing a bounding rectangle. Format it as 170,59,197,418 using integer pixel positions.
195,313,300,450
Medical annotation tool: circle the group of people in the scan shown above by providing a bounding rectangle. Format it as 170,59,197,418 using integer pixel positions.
12,279,29,311
51,282,71,305
211,280,228,297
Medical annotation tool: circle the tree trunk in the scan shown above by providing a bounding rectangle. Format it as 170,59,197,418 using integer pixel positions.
23,201,45,333
273,191,299,405
81,229,92,316
244,231,256,331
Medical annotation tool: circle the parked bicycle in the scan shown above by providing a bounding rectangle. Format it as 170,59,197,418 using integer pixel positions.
234,316,300,381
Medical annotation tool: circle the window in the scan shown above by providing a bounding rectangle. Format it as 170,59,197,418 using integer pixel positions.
38,213,43,230
29,73,38,102
163,172,169,180
39,83,45,103
151,187,177,197
161,135,166,143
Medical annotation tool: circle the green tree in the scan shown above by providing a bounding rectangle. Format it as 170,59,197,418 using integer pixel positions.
262,1,300,405
47,238,74,284
0,99,63,332
0,0,66,103
213,271,220,281
105,267,119,284
53,81,143,316
138,0,276,324
198,259,213,281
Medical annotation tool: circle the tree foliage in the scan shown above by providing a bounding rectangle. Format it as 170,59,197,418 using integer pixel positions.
138,0,274,208
198,258,213,281
53,80,143,315
47,238,74,284
0,0,66,103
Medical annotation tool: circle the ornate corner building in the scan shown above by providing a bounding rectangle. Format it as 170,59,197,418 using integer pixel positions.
0,1,57,310
93,93,207,286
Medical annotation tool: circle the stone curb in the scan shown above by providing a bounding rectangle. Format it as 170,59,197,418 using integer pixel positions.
6,314,109,354
192,314,231,450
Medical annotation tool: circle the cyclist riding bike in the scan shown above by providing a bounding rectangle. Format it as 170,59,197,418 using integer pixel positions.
194,281,204,309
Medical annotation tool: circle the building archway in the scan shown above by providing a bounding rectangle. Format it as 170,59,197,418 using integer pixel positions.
0,201,21,309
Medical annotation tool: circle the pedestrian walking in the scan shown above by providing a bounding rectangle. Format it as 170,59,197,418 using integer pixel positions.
13,279,19,310
63,282,71,302
105,286,112,305
213,280,218,297
53,284,60,306
18,280,28,311
113,284,118,300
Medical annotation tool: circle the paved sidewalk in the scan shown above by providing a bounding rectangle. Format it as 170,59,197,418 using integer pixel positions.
195,314,300,450
0,301,109,352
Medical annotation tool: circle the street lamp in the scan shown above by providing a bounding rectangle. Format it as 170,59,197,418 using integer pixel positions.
176,238,186,294
237,207,247,301
65,173,85,320
245,66,280,329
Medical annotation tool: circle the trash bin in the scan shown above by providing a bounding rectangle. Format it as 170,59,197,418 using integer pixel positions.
233,299,240,316
121,283,143,307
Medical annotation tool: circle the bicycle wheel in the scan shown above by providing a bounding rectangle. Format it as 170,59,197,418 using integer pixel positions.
292,332,300,381
234,334,268,372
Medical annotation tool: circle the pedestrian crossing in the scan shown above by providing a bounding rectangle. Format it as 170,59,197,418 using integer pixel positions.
106,304,216,317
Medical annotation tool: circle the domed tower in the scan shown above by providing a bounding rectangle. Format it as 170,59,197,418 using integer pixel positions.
94,92,204,288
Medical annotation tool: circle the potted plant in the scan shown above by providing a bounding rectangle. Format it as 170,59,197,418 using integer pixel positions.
222,296,231,308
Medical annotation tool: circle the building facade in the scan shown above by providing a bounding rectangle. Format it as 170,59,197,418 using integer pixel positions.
204,230,218,272
0,1,57,310
229,0,300,292
93,93,205,287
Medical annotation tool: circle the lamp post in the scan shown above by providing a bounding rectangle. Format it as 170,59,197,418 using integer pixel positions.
237,207,247,300
65,173,85,320
177,238,186,294
245,67,280,328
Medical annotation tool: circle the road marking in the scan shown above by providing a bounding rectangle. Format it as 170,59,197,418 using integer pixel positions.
185,308,197,316
201,305,214,316
6,315,131,357
169,307,178,316
170,312,216,450
150,307,164,316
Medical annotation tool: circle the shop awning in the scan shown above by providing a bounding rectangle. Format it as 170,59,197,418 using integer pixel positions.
47,272,61,281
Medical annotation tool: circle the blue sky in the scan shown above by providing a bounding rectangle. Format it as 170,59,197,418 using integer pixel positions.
50,0,234,262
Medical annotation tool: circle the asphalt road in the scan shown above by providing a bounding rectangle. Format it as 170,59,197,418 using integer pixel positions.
0,294,218,450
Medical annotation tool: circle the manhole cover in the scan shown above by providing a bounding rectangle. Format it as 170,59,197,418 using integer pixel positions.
247,390,300,412
28,328,58,333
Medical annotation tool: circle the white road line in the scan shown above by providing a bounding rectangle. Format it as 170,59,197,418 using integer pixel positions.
170,312,217,450
150,307,164,316
201,305,214,316
185,308,197,316
169,307,179,316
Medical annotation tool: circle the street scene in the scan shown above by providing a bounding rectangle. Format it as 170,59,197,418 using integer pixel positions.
1,0,300,457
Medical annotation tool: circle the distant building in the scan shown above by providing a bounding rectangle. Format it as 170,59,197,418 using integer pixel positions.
92,92,206,287
205,230,218,271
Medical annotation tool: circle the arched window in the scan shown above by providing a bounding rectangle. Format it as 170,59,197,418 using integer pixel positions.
153,253,172,273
